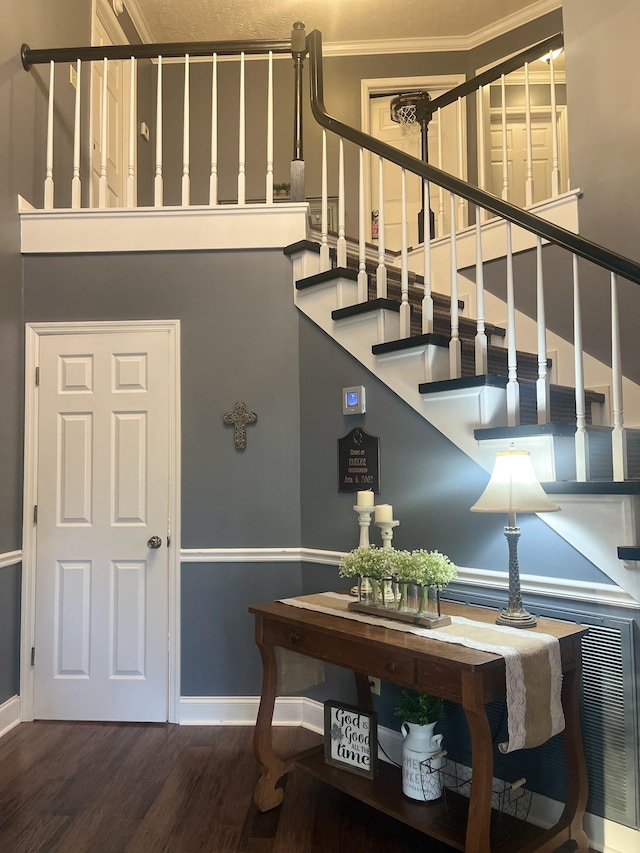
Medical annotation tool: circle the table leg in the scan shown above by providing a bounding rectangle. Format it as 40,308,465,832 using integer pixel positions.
253,638,288,811
558,661,589,851
461,671,493,853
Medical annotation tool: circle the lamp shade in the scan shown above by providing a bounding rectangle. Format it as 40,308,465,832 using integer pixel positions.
471,449,560,514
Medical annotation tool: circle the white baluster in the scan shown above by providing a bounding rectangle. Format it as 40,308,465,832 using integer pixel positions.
238,52,246,204
209,53,218,205
524,63,533,207
536,237,550,423
474,207,487,374
71,59,81,209
476,87,487,222
573,254,589,480
337,138,346,267
610,272,627,480
506,222,520,425
449,193,461,378
182,54,190,206
127,56,136,208
320,130,330,271
98,57,108,208
154,56,163,207
266,51,274,204
456,97,466,229
357,148,368,303
376,156,387,298
437,108,445,235
500,74,509,201
400,169,410,338
549,53,560,197
422,180,433,334
44,61,55,209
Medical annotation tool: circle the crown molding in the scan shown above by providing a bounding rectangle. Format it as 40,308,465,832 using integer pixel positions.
322,0,562,57
122,0,154,44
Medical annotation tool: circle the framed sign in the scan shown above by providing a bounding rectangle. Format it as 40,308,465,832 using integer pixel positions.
337,427,380,493
324,700,378,779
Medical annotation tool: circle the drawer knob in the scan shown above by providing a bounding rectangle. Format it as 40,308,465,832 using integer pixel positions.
385,659,397,673
290,632,301,645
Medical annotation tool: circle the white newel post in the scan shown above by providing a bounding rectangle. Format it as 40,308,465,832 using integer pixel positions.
99,58,108,209
154,56,163,207
536,237,550,423
209,54,218,205
266,52,274,204
182,55,190,206
573,254,589,480
399,169,410,338
376,156,387,298
506,222,520,426
474,207,488,374
44,61,55,209
449,193,461,378
422,180,433,334
238,52,246,204
127,56,136,208
71,59,81,209
337,139,347,267
357,148,368,303
610,272,628,480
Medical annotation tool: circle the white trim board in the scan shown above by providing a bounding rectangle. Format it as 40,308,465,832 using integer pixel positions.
179,547,639,611
0,696,20,740
20,320,182,724
19,202,310,254
0,551,21,570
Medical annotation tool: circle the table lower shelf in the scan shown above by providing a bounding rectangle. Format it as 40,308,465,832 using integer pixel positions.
294,747,546,853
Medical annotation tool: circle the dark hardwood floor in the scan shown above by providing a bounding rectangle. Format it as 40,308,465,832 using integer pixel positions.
0,721,589,853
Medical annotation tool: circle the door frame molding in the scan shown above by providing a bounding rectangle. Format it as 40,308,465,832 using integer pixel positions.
20,320,181,723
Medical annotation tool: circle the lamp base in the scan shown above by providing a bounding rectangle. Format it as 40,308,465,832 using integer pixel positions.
496,607,537,629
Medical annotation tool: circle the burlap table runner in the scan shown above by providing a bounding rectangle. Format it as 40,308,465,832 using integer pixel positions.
280,592,564,753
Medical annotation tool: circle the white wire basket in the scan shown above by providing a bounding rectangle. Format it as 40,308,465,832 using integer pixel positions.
422,759,532,844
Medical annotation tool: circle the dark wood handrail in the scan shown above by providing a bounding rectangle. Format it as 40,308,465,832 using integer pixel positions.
21,38,292,71
307,28,640,287
428,32,564,114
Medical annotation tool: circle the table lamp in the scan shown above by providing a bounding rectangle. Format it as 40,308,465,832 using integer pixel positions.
470,446,559,628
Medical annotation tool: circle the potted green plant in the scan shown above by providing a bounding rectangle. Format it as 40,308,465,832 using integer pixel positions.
395,689,445,801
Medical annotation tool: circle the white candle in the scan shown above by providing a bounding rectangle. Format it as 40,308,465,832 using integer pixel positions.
356,490,374,507
375,504,393,522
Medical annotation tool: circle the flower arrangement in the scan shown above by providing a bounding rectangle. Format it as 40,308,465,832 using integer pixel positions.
339,546,457,614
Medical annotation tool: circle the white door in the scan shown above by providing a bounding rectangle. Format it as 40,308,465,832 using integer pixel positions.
488,109,569,207
33,328,171,721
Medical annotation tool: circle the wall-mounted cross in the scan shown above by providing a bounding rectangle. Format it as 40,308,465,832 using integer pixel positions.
223,401,258,450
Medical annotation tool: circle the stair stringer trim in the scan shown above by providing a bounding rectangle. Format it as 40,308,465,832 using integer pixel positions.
293,267,640,603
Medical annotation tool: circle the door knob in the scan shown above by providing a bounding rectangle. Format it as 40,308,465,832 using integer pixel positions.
147,535,163,549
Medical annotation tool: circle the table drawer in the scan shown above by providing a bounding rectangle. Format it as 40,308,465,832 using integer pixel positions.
262,617,415,687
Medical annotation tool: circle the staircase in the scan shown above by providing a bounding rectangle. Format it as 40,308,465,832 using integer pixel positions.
288,236,640,602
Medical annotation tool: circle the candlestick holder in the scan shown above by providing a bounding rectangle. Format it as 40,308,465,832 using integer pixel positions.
375,519,399,549
353,505,374,548
352,505,375,596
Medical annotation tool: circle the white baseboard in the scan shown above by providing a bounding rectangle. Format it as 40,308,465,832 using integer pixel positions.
0,695,21,739
178,695,638,853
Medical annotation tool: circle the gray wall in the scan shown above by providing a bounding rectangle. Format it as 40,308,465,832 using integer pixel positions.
0,0,92,704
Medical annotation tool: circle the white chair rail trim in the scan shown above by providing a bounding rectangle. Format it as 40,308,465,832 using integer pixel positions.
179,547,638,610
0,551,21,570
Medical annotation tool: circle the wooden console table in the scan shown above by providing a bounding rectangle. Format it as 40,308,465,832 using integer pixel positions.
250,597,589,853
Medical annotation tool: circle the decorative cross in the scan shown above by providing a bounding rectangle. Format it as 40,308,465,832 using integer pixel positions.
223,401,257,450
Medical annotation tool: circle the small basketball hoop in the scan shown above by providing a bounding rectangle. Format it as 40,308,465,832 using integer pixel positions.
390,91,430,134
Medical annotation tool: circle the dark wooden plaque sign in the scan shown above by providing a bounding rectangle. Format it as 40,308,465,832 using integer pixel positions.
337,428,380,493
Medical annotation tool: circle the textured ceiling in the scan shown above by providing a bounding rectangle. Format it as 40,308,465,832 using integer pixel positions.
132,0,553,45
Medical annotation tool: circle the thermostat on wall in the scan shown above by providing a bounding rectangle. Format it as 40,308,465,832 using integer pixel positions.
343,385,366,415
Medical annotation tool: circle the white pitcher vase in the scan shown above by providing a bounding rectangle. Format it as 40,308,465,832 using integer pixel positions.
401,721,444,801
